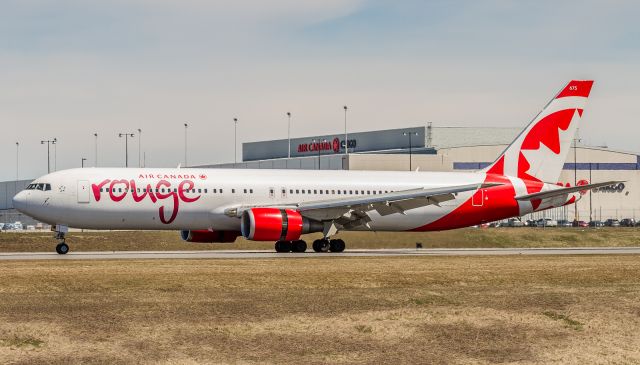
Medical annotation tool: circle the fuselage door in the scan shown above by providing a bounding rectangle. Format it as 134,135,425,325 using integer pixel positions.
77,180,90,203
471,189,484,207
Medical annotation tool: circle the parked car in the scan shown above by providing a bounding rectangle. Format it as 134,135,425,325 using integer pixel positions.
572,220,588,227
525,219,537,227
557,219,573,227
0,223,4,231
589,220,605,227
536,218,558,227
488,222,501,228
507,218,524,227
13,221,23,231
3,223,14,231
620,218,637,227
605,219,621,227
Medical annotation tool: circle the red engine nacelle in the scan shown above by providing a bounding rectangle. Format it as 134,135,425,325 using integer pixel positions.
241,208,323,241
180,230,240,243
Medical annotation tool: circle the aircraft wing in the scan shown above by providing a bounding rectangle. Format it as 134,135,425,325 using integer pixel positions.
226,182,500,233
514,181,623,201
294,182,500,230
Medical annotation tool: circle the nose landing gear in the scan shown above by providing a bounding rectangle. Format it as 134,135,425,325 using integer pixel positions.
53,225,69,255
56,242,69,255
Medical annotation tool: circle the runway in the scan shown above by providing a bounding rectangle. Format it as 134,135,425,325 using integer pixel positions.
1,247,640,260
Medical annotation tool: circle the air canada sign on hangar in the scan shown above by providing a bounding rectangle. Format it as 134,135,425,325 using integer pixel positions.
297,138,357,154
241,126,425,162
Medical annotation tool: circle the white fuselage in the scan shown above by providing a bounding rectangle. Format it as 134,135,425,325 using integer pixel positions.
14,167,498,231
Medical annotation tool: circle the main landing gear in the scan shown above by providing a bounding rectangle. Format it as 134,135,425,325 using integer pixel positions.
274,238,345,253
54,227,69,255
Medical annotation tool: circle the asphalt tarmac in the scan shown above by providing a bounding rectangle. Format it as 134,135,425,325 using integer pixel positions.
1,247,639,260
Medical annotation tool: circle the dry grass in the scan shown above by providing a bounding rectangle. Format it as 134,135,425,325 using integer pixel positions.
0,255,639,364
0,227,639,252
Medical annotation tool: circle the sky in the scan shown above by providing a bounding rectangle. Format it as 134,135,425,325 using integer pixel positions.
1,0,639,181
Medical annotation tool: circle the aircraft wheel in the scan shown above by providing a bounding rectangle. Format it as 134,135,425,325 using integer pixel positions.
313,239,330,253
312,240,322,252
275,241,292,253
291,240,307,253
330,239,346,253
56,242,69,255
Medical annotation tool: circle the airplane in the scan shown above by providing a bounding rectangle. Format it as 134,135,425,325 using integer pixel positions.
13,80,619,255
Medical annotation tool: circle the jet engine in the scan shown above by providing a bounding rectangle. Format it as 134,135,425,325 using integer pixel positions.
241,208,323,241
180,230,240,243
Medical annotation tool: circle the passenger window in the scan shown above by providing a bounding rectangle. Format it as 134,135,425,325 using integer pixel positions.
213,189,217,193
250,189,253,194
367,191,370,194
319,190,323,194
220,189,223,193
244,189,247,194
355,191,359,195
314,189,317,194
290,189,293,194
198,189,202,193
296,189,299,194
331,190,335,194
302,190,305,194
349,190,353,194
232,189,236,193
119,188,123,193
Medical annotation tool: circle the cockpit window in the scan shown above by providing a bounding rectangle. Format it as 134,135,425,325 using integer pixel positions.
26,183,51,191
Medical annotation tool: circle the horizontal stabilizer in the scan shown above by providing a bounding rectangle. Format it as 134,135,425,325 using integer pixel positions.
515,181,623,201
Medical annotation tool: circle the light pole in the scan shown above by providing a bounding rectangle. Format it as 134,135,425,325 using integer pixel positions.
343,105,348,155
234,118,238,165
573,137,581,221
589,162,593,224
312,139,327,170
94,133,98,167
118,133,135,167
81,158,87,168
184,123,188,167
403,131,418,171
137,128,142,168
40,138,57,174
53,139,57,171
15,142,19,181
287,112,291,159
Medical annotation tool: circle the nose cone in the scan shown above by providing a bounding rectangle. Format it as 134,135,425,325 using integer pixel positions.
12,191,28,213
